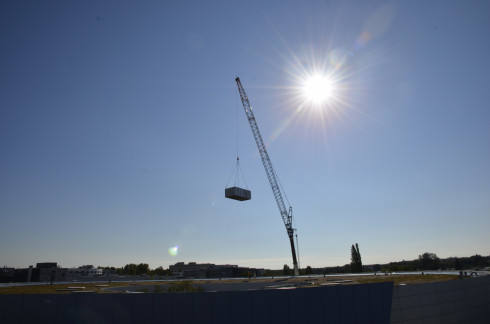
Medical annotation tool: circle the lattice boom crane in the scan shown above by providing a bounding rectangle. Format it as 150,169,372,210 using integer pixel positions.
235,77,299,276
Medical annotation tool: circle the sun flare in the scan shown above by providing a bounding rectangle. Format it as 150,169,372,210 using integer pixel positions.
302,75,335,105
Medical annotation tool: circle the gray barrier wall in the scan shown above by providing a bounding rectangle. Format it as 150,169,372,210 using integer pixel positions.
0,282,393,324
391,276,490,324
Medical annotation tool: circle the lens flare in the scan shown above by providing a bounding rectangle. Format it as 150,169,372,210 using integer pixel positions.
168,246,179,256
329,48,349,68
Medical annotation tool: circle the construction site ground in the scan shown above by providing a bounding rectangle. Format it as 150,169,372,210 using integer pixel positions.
0,274,460,294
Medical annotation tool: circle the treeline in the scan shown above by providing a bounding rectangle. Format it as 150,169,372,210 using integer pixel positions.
379,253,490,272
103,254,489,277
101,263,171,276
303,253,490,275
263,264,314,277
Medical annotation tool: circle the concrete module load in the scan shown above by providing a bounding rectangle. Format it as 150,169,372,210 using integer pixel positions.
225,186,251,201
225,156,251,201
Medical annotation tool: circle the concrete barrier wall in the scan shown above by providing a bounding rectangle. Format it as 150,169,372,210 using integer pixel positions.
0,282,393,324
391,276,490,324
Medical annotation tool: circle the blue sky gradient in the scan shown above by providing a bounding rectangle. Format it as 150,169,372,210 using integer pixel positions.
1,0,489,269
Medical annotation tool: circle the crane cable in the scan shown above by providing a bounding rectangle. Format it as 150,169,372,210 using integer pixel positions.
276,171,291,208
236,86,239,161
225,89,249,190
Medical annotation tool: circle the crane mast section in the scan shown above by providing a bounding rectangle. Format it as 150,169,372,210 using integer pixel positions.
235,78,292,234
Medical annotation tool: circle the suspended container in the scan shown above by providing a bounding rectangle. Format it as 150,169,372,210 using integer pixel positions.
225,186,251,201
225,157,251,201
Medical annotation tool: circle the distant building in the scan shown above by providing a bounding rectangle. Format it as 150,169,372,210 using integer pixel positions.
13,267,35,282
68,265,103,277
207,264,236,278
0,267,15,283
36,262,58,269
169,262,214,278
36,262,67,282
169,262,265,279
3,263,67,283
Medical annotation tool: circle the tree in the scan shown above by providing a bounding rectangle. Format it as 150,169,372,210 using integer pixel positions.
305,266,313,275
123,263,138,275
282,264,292,276
418,252,441,270
136,263,149,275
121,263,149,275
264,269,273,277
350,243,362,273
453,258,463,271
153,266,167,276
469,254,485,268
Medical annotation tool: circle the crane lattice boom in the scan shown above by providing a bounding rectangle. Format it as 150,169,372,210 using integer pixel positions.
235,77,299,276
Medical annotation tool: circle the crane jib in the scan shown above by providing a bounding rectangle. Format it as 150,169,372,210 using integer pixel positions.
235,77,299,276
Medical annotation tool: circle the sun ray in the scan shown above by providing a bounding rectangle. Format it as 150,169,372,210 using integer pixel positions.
232,7,393,149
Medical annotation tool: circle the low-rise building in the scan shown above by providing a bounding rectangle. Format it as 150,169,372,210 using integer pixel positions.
169,262,264,279
169,262,213,278
4,263,68,283
68,265,103,277
0,267,15,283
36,262,67,282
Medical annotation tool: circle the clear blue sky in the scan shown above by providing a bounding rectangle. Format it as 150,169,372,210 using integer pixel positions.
1,1,489,270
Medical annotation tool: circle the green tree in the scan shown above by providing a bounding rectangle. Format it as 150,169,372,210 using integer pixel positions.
453,258,463,270
469,254,485,268
283,264,292,276
136,263,149,275
121,263,150,275
350,243,362,273
305,266,313,275
123,263,138,275
154,266,167,276
418,252,441,270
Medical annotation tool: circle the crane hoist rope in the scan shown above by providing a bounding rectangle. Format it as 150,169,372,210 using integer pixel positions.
225,157,249,191
234,77,299,276
225,87,251,201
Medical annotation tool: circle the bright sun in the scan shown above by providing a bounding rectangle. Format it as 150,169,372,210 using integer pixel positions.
302,75,335,104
